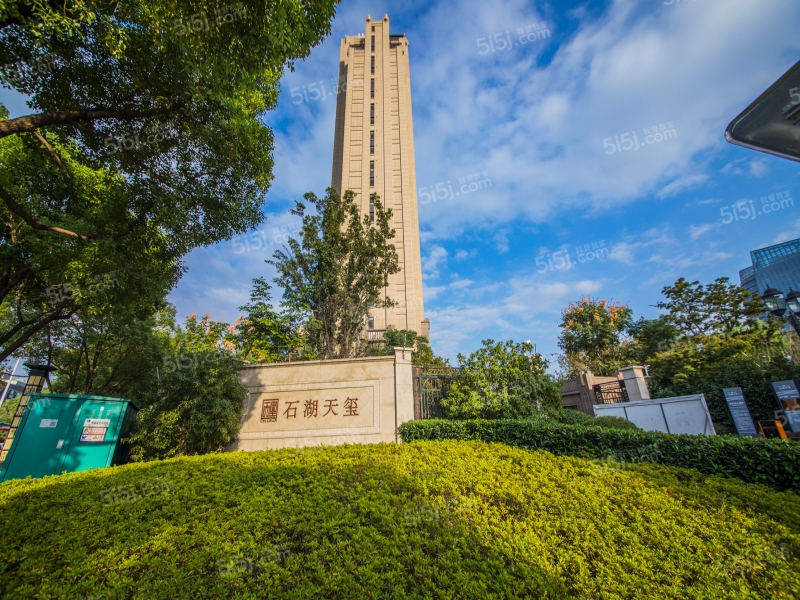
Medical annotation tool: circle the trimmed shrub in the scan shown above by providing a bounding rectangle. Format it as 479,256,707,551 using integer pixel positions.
0,442,798,598
589,415,641,430
398,419,800,491
549,407,594,426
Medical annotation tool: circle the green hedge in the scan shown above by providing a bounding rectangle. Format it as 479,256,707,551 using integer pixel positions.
1,441,799,598
398,419,800,492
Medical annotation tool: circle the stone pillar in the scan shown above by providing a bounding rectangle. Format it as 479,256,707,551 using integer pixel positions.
393,347,414,440
618,366,651,402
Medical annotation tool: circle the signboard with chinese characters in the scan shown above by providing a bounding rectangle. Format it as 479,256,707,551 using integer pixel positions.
722,387,758,436
230,350,414,452
771,380,800,432
240,382,379,439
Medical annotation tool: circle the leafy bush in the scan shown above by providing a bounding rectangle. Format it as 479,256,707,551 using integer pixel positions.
550,407,593,425
398,419,800,491
126,349,247,462
589,415,641,430
0,442,798,598
440,339,561,419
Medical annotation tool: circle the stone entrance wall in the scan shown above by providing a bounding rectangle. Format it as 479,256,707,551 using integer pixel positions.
228,347,414,451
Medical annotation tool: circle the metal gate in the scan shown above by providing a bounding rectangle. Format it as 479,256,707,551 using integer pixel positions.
412,366,458,419
593,381,629,405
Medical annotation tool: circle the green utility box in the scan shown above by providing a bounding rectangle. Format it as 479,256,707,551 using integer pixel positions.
0,394,138,482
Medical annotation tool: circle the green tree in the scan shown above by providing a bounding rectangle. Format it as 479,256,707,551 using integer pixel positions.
270,189,400,359
0,0,338,361
622,277,789,431
623,316,680,366
365,328,450,366
558,297,633,376
441,339,561,420
126,312,246,461
656,277,766,337
231,277,311,364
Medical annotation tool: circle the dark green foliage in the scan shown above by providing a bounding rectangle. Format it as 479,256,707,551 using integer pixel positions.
589,416,641,430
126,350,246,461
624,316,680,365
125,313,247,461
398,419,800,491
550,408,594,425
365,329,449,366
651,355,800,430
1,442,798,598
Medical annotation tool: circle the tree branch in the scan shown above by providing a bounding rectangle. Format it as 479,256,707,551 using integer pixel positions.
32,131,70,178
0,306,75,363
0,103,186,139
0,185,92,240
0,265,31,306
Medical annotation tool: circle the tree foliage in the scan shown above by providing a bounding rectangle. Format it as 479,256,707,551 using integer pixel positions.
364,328,449,366
0,0,338,360
441,339,561,420
126,312,246,462
270,189,399,359
558,297,633,376
229,277,311,364
656,277,767,337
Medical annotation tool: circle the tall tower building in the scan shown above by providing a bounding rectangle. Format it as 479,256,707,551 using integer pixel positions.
331,14,429,340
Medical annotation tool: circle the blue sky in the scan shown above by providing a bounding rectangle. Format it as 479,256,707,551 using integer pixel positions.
4,0,800,366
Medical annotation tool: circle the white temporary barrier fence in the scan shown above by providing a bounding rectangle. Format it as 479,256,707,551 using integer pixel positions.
593,394,716,436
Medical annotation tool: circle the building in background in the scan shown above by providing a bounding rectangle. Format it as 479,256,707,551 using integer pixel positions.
739,238,800,297
331,14,429,340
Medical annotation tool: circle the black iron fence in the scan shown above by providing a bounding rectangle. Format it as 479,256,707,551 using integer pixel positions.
412,366,459,419
592,381,629,405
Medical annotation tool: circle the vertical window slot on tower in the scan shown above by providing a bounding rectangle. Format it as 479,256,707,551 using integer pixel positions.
371,35,375,52
370,104,375,125
370,78,374,99
370,131,374,155
370,161,374,187
370,196,375,223
371,56,375,74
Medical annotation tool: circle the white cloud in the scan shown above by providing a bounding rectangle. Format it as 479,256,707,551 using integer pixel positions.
608,241,638,265
422,245,448,280
658,173,709,198
454,248,477,261
449,278,474,290
424,285,447,301
721,157,770,178
494,230,510,254
773,220,800,245
427,272,604,359
689,222,718,240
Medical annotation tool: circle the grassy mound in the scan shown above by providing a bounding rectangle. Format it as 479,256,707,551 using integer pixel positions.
1,441,798,599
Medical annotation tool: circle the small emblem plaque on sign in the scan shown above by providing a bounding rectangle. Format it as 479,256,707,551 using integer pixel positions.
261,399,279,423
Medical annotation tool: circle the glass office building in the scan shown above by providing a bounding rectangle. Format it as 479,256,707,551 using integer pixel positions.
739,238,800,297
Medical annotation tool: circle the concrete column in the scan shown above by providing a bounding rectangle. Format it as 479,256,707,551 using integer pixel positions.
619,366,651,402
393,347,414,440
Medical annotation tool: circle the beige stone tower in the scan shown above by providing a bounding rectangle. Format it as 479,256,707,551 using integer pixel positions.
331,14,429,340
